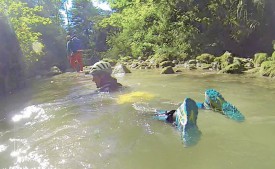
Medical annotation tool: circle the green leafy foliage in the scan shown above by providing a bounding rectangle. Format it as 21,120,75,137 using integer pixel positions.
99,0,267,60
68,0,110,51
0,0,51,65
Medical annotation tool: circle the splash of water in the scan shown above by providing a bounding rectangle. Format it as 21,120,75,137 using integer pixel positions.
11,105,50,125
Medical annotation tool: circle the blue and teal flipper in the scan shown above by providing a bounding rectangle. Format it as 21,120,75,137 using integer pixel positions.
175,98,201,147
203,89,245,122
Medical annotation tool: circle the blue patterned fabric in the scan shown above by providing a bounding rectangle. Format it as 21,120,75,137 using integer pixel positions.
204,89,245,122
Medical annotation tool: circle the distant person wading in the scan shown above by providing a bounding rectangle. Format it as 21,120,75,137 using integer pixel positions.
66,35,83,72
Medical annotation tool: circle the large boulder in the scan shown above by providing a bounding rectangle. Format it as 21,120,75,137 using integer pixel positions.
214,51,234,69
113,64,131,74
253,53,268,67
160,66,175,74
259,61,275,77
196,53,215,64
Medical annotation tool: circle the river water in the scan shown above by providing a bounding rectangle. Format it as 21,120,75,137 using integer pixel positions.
0,70,275,169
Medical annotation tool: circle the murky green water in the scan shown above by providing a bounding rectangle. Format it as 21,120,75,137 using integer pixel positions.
1,70,275,169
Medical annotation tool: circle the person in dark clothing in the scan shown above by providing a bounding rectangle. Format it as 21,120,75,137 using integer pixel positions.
89,61,122,92
66,35,83,72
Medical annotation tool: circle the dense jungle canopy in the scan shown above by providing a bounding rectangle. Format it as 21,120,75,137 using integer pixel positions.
0,0,275,96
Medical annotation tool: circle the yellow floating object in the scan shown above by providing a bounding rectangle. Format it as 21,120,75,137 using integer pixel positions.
117,91,155,104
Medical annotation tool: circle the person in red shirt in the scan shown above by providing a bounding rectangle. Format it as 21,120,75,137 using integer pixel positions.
66,35,83,72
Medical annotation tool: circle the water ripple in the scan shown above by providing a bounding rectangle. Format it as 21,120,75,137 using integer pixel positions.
0,144,8,153
12,105,52,125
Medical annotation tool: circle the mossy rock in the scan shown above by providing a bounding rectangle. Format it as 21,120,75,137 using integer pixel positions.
196,53,215,64
201,63,212,70
244,62,254,70
188,64,197,70
188,59,197,64
253,53,268,67
160,66,175,74
259,61,275,77
159,61,175,68
244,67,260,74
214,51,234,69
219,62,244,74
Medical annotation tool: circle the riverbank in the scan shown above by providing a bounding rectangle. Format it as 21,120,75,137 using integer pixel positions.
97,51,275,78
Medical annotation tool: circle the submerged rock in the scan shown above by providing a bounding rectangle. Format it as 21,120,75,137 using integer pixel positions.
161,66,175,74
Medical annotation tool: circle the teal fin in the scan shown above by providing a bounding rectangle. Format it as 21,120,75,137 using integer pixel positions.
176,98,201,147
204,89,245,122
222,102,245,122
